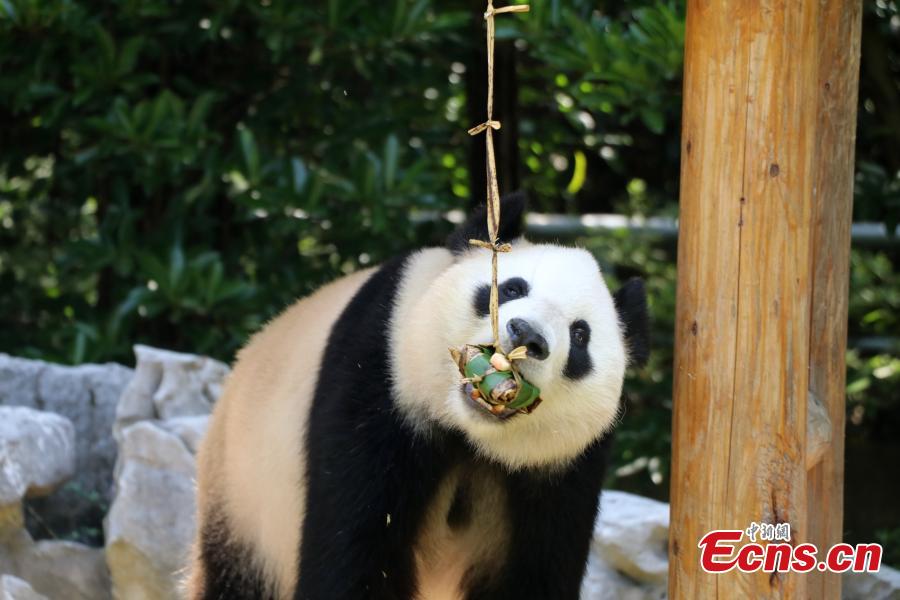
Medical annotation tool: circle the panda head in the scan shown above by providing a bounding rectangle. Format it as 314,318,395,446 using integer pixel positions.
391,193,649,471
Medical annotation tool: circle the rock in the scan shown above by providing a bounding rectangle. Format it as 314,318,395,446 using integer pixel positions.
594,491,670,585
0,503,23,542
114,346,228,439
0,529,30,577
103,346,225,599
0,354,133,535
0,357,44,408
581,549,667,600
844,565,900,600
0,575,48,600
0,530,110,600
0,348,224,600
104,421,197,600
580,490,670,599
0,407,76,505
34,361,133,499
159,416,210,455
17,541,111,600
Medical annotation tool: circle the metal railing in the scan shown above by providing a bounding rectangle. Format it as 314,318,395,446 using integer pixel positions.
437,210,900,247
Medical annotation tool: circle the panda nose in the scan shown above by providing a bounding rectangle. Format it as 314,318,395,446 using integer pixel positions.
506,318,549,360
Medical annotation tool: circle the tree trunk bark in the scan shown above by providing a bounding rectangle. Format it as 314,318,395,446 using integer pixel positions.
669,1,861,598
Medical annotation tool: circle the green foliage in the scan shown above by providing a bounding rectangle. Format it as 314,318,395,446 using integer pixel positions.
524,1,683,134
846,248,900,446
0,0,468,363
858,0,900,228
855,161,900,234
0,0,695,363
515,1,685,213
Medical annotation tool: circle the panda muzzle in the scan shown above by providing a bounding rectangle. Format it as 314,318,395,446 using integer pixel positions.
506,318,549,361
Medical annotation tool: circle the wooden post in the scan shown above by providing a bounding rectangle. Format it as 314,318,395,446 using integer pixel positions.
669,0,861,598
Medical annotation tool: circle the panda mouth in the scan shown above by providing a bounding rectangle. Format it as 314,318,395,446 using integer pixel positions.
460,383,519,421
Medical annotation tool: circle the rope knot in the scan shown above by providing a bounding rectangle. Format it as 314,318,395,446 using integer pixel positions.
484,4,530,19
469,239,512,253
467,120,502,136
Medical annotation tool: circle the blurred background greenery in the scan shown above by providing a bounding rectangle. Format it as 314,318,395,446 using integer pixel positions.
1,0,898,566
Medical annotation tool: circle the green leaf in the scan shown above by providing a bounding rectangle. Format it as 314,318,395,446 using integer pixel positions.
0,0,18,22
169,244,185,290
327,0,340,27
391,0,405,36
238,126,261,183
188,92,217,132
94,24,116,65
118,37,144,75
640,108,665,135
846,377,871,395
383,135,398,191
566,150,587,195
291,157,308,193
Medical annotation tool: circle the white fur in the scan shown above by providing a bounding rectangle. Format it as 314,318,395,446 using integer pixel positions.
412,465,509,600
391,242,627,470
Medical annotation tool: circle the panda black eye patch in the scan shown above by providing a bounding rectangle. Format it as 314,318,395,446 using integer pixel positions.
473,277,530,317
564,320,593,380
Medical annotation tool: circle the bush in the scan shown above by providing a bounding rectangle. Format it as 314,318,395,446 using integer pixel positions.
0,0,469,363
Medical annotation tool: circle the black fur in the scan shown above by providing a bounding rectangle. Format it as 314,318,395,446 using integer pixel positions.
297,251,613,599
473,276,530,317
297,254,451,600
468,435,613,600
563,320,593,380
200,508,274,599
446,191,527,254
613,278,651,367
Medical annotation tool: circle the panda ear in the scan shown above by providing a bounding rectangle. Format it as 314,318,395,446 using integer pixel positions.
613,277,650,368
446,191,527,255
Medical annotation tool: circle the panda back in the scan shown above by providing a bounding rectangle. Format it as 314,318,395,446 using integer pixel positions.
195,265,376,596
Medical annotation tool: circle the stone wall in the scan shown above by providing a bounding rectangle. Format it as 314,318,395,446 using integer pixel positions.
0,347,225,599
0,355,133,540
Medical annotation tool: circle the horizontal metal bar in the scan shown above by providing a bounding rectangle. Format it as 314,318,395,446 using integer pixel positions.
436,210,900,246
848,336,900,354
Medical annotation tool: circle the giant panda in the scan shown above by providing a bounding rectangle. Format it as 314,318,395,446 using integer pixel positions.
186,193,649,600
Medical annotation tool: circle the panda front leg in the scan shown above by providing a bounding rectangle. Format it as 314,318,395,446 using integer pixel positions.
295,413,450,600
470,436,612,600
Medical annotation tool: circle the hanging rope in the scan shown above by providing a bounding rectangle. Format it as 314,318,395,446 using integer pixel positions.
467,1,529,349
